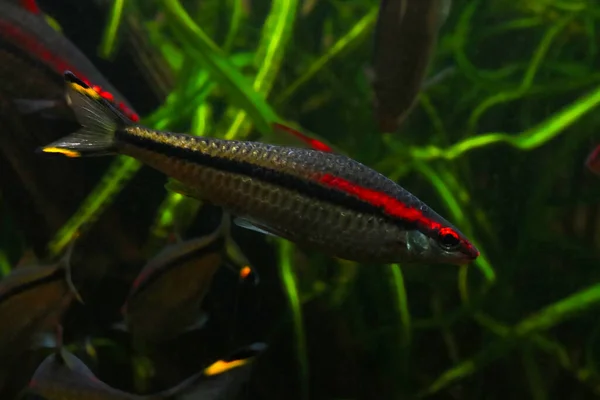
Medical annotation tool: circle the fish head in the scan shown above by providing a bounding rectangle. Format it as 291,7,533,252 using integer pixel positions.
402,226,479,265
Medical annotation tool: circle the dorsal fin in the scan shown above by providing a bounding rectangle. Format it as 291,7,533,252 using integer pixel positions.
272,122,334,152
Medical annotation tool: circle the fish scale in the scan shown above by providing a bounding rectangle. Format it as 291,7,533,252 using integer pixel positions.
41,72,479,265
163,169,412,263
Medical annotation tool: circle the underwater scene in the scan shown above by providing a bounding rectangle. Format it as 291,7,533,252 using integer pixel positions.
0,0,599,398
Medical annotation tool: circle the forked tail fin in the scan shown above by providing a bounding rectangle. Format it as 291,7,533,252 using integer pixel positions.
39,71,133,158
164,342,267,400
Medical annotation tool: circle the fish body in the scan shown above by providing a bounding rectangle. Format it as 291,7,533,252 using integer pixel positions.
0,266,71,358
42,72,479,265
24,343,266,400
371,0,451,132
122,213,256,345
0,241,81,360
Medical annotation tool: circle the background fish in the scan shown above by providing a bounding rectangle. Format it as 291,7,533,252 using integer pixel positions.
121,211,257,347
0,3,175,370
371,0,451,132
0,239,81,394
0,239,81,358
23,343,267,400
0,0,165,270
42,72,479,266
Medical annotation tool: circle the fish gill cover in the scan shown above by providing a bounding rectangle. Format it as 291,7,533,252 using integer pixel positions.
1,0,600,399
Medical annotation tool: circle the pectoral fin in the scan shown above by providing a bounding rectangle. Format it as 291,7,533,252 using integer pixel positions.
233,218,281,238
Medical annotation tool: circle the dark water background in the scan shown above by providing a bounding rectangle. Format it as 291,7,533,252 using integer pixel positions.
2,0,600,399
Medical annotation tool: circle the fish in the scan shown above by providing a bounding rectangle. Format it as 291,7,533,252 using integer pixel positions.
41,71,479,265
370,0,452,132
119,211,258,346
586,144,600,176
22,342,267,400
0,0,150,261
0,0,139,121
0,237,82,361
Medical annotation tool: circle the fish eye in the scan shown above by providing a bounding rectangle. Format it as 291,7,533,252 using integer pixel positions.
438,227,460,250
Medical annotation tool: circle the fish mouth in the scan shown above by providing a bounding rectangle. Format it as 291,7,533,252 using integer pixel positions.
460,243,480,263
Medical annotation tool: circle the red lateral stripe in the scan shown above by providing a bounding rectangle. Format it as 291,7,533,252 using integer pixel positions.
0,20,76,77
0,20,140,122
319,173,443,231
320,174,479,257
19,0,40,14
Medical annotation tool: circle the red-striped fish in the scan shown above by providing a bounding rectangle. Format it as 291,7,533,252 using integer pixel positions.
0,0,139,121
0,0,147,258
41,72,479,266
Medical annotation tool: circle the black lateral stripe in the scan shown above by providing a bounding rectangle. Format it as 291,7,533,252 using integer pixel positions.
133,236,223,295
118,131,411,225
0,268,64,304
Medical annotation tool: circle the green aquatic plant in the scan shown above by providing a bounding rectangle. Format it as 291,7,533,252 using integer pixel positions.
5,0,600,398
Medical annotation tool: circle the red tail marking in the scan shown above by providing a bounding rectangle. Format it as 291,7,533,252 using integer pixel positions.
20,0,41,14
90,85,139,121
100,91,114,101
273,123,333,152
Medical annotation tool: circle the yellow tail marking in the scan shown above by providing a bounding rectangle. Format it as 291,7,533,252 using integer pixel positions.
203,358,249,376
68,82,101,100
42,147,81,158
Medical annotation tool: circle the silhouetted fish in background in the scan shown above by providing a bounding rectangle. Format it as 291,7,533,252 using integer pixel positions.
118,211,258,348
370,0,452,132
0,236,82,393
0,238,82,355
21,343,267,400
0,3,178,394
0,0,148,258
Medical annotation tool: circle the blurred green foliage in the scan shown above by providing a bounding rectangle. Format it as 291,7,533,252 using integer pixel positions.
7,0,600,398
